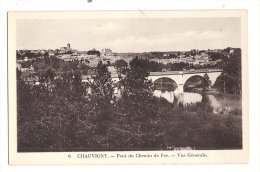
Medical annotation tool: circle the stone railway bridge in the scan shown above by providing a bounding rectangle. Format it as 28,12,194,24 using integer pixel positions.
82,69,222,94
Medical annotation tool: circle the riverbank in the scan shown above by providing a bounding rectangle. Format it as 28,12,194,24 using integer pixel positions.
186,87,222,95
153,85,176,91
185,87,241,97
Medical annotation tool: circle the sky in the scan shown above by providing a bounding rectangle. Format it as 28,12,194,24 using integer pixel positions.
16,18,241,53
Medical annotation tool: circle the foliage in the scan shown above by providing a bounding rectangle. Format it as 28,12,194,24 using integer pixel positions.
17,68,22,78
134,60,221,72
29,56,90,77
218,50,241,94
16,50,42,60
209,53,225,61
203,73,212,90
114,59,127,69
146,61,165,72
17,68,89,150
87,61,117,135
114,59,128,74
121,57,153,98
17,56,242,152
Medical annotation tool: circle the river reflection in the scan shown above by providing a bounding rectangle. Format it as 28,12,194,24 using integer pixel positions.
114,87,242,115
154,90,204,105
153,90,242,114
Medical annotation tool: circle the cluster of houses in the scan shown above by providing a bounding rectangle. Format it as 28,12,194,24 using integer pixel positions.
17,43,114,58
149,48,237,67
151,52,222,66
16,63,35,72
17,43,121,68
55,48,120,67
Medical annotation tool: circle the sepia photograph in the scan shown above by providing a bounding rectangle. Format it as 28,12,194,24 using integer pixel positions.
8,10,249,165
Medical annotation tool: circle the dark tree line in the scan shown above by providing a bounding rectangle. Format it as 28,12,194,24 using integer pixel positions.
209,53,225,61
17,57,242,152
115,58,222,73
20,56,90,77
214,50,242,94
17,51,49,60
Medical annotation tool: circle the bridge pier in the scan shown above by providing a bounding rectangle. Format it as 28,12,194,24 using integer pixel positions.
174,93,184,104
178,84,184,94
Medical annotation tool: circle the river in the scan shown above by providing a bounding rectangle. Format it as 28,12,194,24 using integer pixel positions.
153,89,242,115
114,87,242,115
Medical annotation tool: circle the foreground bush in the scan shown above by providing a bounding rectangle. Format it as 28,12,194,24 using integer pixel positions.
17,59,242,152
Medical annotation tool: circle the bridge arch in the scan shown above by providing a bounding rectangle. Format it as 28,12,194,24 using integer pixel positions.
152,77,178,92
183,75,209,92
148,76,180,85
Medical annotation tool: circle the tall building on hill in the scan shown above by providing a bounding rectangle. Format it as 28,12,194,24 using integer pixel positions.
100,48,113,56
104,48,113,56
60,43,71,54
101,49,105,56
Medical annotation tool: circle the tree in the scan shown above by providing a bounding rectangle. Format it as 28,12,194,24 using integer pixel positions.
113,57,165,148
114,59,127,74
147,61,164,72
17,64,89,151
122,57,152,97
17,68,22,78
120,57,157,120
218,51,241,94
78,63,89,75
209,53,224,61
115,59,127,68
44,51,49,58
16,51,22,60
203,73,212,90
88,61,116,134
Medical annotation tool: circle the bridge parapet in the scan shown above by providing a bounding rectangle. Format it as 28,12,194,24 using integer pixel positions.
149,69,222,76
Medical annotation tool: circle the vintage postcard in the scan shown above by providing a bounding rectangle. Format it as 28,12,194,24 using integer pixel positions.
8,10,248,165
